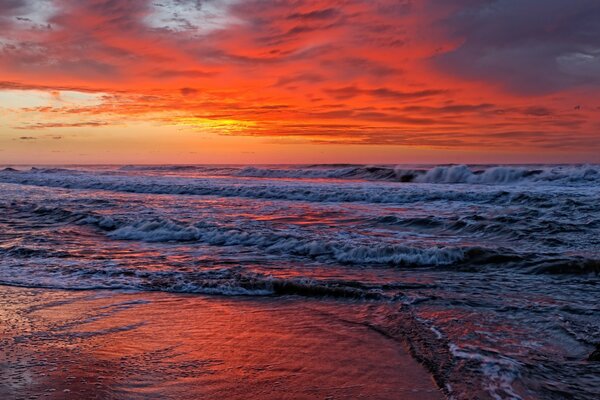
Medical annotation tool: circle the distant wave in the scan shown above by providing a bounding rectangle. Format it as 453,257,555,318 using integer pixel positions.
118,165,240,176
235,164,600,184
119,165,233,173
6,164,598,185
1,168,596,209
120,165,203,171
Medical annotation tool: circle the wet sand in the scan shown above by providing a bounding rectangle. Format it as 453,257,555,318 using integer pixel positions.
0,286,443,399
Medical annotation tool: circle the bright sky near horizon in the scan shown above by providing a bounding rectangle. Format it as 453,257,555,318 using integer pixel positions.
1,0,599,164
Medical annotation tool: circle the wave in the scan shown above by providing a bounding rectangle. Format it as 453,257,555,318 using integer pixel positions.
6,202,598,275
1,203,523,269
118,165,240,176
1,168,590,208
373,213,599,243
413,165,599,184
5,200,599,276
234,164,600,185
0,266,389,299
526,258,600,275
0,245,71,259
120,165,204,171
29,167,77,174
4,164,599,185
89,215,472,267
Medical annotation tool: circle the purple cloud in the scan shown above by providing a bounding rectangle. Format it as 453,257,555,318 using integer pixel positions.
433,0,600,94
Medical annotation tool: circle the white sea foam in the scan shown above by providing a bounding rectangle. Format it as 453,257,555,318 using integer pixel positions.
449,344,523,400
4,164,600,185
99,215,469,266
231,164,600,184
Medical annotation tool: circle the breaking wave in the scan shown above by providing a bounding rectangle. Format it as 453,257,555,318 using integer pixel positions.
2,168,597,209
3,164,599,185
83,214,473,267
237,164,600,185
4,201,599,275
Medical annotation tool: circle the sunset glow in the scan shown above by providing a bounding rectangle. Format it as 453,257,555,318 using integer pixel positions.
1,0,600,163
3,3,600,399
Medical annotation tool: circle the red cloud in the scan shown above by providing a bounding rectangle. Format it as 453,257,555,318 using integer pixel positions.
0,0,598,154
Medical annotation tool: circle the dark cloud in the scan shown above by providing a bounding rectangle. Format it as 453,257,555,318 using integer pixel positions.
257,20,345,46
286,8,339,20
401,103,495,114
320,57,402,78
71,0,149,29
0,81,109,93
275,72,324,86
0,0,27,14
15,122,110,130
155,0,205,9
519,107,555,117
0,0,28,30
180,87,198,96
149,69,216,79
434,0,600,94
375,1,413,17
324,85,446,100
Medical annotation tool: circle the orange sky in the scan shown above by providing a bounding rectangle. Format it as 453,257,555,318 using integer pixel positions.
1,0,599,164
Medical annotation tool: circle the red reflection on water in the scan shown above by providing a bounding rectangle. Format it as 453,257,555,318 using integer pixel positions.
1,287,443,400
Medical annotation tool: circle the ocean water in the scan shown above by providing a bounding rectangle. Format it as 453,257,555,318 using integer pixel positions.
1,164,599,399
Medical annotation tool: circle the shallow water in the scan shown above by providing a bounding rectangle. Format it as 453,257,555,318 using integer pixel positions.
1,164,599,399
0,287,442,400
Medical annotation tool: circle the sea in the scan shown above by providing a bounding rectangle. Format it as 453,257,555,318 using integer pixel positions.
1,164,599,399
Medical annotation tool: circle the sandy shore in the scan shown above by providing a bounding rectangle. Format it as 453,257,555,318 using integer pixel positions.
0,286,443,399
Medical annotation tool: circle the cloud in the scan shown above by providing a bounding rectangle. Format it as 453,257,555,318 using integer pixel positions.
274,72,324,86
0,0,46,31
149,69,216,79
433,0,600,94
324,86,446,101
320,57,403,79
0,0,27,14
401,104,496,114
0,0,598,154
180,87,198,96
15,121,110,130
286,8,339,21
0,80,110,94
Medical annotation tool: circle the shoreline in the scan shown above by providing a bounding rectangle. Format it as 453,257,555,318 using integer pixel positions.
0,285,443,399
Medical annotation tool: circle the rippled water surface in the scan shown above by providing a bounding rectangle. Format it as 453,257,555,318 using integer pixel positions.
1,164,599,399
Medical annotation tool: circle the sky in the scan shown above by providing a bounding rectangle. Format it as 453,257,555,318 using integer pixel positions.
0,0,599,164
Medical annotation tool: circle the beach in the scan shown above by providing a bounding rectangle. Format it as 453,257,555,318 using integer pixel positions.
0,285,442,399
